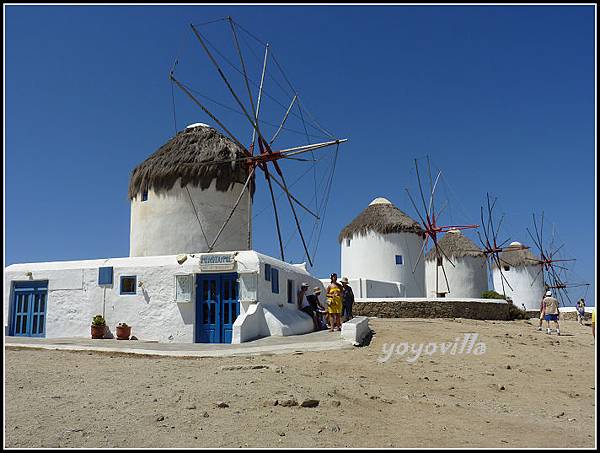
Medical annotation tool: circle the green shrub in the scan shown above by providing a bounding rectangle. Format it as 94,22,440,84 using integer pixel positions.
481,290,506,300
508,303,527,320
92,315,106,326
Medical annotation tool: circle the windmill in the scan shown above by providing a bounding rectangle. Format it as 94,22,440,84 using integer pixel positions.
168,17,347,267
473,193,530,297
525,212,587,306
405,156,479,296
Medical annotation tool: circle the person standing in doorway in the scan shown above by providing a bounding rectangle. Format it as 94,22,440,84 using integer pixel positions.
542,290,560,335
326,273,343,332
340,277,355,322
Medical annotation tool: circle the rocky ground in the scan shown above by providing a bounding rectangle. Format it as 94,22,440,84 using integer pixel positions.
4,318,596,448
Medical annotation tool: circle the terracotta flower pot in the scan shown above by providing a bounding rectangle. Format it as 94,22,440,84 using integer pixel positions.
91,325,106,339
116,325,131,340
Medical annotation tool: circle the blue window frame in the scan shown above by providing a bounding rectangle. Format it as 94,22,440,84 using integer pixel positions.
271,268,279,294
264,263,271,281
141,190,148,202
98,267,114,285
120,276,137,295
395,255,403,265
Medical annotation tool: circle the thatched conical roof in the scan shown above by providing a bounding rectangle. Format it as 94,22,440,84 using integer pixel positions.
499,242,540,267
338,198,423,242
128,124,251,200
425,229,484,260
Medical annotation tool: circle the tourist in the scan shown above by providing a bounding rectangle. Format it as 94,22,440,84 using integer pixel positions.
576,298,586,325
326,273,343,332
307,287,327,330
340,277,355,322
542,290,560,335
297,282,319,331
592,307,595,339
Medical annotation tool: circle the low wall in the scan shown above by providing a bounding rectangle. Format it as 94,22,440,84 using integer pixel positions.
341,316,371,345
526,308,593,321
353,297,510,321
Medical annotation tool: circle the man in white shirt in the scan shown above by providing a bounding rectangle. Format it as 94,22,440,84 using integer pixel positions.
542,290,560,335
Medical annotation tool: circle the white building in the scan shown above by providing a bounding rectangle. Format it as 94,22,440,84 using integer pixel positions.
492,242,545,310
4,251,320,344
425,229,488,298
339,197,425,297
4,124,321,343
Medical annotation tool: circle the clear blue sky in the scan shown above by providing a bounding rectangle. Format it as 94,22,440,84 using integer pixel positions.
5,5,596,305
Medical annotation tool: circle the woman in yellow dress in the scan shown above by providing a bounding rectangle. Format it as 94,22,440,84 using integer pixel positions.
326,273,343,332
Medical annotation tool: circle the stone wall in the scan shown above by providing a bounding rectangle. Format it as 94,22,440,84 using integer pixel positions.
353,298,510,321
526,310,593,321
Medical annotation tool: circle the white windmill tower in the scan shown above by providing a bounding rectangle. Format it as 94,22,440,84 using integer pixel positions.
425,229,488,298
339,197,425,297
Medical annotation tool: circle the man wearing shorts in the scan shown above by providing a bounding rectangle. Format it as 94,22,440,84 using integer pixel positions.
542,290,560,335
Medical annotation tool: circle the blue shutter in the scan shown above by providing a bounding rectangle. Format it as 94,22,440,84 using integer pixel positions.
98,267,114,285
395,255,403,265
271,268,279,294
265,263,271,281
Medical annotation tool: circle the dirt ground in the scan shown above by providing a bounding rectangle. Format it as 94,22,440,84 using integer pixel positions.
4,318,597,448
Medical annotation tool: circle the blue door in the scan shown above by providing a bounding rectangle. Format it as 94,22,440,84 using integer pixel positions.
195,273,239,343
10,281,48,337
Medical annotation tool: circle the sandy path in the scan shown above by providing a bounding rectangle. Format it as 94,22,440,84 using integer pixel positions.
5,318,596,448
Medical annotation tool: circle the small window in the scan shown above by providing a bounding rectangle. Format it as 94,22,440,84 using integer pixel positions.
437,257,443,267
503,265,510,272
141,190,148,202
175,274,193,302
287,280,294,304
264,263,271,281
346,239,351,247
395,255,403,265
271,268,279,294
98,267,113,285
120,276,137,295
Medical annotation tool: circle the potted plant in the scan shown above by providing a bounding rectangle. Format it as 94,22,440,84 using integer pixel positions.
91,315,106,339
116,322,131,340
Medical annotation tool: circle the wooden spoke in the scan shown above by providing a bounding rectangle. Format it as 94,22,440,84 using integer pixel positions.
270,95,297,145
207,166,256,252
405,188,428,228
259,138,314,266
438,259,451,296
263,168,285,261
169,75,248,154
414,159,431,224
412,235,429,274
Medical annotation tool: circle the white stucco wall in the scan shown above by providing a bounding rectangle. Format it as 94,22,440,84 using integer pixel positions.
129,178,251,257
492,263,545,310
340,231,425,297
4,251,323,343
425,256,488,298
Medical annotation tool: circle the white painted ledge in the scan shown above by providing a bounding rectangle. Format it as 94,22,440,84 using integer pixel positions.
341,316,370,346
